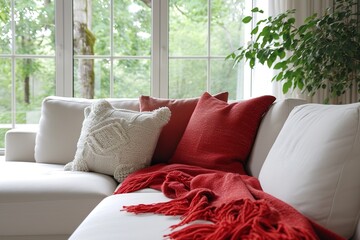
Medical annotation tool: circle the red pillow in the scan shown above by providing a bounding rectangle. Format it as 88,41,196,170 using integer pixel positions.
139,92,229,164
169,92,276,174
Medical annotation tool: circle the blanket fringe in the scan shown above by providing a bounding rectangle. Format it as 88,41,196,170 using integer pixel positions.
124,188,215,228
166,199,316,240
126,197,317,240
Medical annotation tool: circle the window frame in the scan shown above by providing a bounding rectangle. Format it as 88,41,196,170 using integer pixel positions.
58,0,257,99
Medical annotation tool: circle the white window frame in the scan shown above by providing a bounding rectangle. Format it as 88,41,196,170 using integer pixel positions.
55,0,74,97
57,0,258,99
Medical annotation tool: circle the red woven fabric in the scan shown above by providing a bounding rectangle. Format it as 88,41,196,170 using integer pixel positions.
139,92,228,164
115,164,344,240
169,93,276,173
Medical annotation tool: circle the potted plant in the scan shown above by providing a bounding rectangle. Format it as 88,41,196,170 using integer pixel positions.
227,0,360,103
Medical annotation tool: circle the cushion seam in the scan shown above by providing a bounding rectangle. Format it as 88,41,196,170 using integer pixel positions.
326,107,360,231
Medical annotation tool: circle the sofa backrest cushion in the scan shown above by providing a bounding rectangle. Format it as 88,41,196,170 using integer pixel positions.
169,92,276,173
246,98,307,177
259,103,360,238
139,92,228,164
35,96,139,165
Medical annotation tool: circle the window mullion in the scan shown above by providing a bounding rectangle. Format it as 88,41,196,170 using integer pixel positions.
58,0,73,97
11,0,15,128
207,0,211,93
55,0,64,96
152,0,169,98
110,0,114,98
159,0,169,98
151,0,160,97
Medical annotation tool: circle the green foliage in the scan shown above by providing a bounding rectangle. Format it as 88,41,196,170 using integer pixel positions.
227,0,360,101
0,0,11,53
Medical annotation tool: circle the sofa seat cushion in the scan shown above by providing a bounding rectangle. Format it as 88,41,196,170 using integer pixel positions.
0,161,117,236
70,193,210,240
139,92,228,164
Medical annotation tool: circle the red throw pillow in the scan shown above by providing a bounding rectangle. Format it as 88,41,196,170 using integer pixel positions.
140,92,229,164
169,92,276,174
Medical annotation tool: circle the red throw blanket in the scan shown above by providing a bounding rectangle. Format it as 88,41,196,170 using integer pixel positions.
115,164,344,240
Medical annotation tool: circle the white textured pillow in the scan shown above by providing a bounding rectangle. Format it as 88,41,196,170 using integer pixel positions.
35,96,139,165
259,103,360,239
64,100,171,182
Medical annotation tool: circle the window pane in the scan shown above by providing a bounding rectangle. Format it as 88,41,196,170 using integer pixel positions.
113,59,150,98
169,59,207,98
15,58,55,124
211,0,246,56
73,0,111,56
73,1,101,56
169,0,208,56
0,58,12,126
114,0,151,56
0,0,11,54
73,58,110,98
93,0,111,55
210,59,245,100
15,0,55,55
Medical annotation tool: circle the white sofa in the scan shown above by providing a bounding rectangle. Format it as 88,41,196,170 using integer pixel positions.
1,96,360,240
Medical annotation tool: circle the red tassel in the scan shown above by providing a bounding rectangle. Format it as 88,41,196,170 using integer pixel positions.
164,199,318,240
116,171,167,194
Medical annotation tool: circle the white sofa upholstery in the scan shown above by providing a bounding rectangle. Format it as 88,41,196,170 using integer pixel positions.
0,162,116,239
2,96,359,239
2,97,139,240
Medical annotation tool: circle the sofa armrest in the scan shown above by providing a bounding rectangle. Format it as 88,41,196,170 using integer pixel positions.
5,128,37,162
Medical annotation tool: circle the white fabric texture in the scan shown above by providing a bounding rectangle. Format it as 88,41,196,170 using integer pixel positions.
5,128,37,162
246,98,306,177
0,161,117,236
35,96,140,165
65,100,171,182
70,193,188,240
259,103,360,239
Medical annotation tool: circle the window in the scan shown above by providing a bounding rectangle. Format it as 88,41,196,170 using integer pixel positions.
0,0,56,151
0,0,271,151
71,0,249,100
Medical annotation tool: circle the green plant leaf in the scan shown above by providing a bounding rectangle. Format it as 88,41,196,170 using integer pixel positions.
250,58,256,68
276,72,284,81
251,26,259,35
242,16,252,23
282,81,292,93
278,50,286,59
297,79,304,90
274,61,286,70
267,59,274,68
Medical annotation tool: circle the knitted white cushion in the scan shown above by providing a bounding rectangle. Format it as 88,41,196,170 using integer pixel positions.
64,100,171,182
